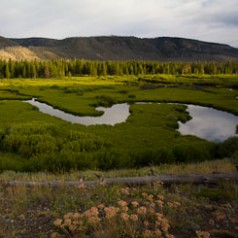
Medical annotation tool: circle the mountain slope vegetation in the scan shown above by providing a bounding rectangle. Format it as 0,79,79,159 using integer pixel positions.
0,36,238,61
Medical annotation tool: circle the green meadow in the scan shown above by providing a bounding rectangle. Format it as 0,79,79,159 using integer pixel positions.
0,75,238,172
1,74,238,238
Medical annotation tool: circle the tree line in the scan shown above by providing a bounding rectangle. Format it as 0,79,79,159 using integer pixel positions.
0,59,238,78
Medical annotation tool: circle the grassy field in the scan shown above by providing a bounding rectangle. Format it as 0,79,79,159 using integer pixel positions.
0,75,238,172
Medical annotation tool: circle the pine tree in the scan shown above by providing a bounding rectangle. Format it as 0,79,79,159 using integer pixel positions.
5,64,10,78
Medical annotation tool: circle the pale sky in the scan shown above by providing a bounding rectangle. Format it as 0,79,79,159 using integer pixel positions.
1,0,238,47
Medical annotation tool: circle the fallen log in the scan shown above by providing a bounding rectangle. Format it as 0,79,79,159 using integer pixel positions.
1,172,238,187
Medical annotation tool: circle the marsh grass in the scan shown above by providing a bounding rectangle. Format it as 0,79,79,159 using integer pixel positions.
0,75,238,172
0,75,238,236
0,98,222,172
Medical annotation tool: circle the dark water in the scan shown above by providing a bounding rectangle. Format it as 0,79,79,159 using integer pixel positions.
24,98,238,142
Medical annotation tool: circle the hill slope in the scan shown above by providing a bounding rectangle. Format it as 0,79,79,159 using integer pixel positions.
0,36,238,61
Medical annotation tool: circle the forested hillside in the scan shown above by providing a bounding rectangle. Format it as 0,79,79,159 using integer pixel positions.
0,59,238,79
1,36,238,61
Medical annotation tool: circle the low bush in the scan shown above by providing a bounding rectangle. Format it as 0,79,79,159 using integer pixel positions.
0,123,111,172
95,95,115,107
216,137,238,159
62,87,84,96
131,148,175,168
0,120,217,172
173,142,214,163
52,189,176,238
1,122,58,158
195,187,230,201
59,130,110,153
94,149,127,170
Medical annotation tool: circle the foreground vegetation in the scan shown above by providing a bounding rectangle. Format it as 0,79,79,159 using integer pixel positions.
0,164,238,238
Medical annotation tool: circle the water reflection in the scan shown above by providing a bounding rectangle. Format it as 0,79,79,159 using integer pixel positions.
178,105,238,142
24,98,238,142
24,98,130,126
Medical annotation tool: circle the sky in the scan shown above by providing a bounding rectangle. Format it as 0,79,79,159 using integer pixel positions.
1,0,238,47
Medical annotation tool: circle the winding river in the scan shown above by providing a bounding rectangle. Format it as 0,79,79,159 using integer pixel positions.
24,98,130,126
24,98,238,142
178,105,238,142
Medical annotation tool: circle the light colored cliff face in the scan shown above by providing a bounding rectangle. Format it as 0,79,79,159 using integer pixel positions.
0,46,59,61
0,46,39,60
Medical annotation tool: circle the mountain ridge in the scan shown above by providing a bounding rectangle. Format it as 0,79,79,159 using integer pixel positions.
0,36,238,61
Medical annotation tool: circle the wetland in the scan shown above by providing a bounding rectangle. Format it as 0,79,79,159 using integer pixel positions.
0,75,238,172
0,73,238,238
24,98,238,142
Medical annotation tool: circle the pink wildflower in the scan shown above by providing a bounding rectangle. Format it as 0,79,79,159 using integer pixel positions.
137,206,147,215
130,214,138,222
131,201,139,207
53,218,62,227
104,206,119,219
120,212,129,221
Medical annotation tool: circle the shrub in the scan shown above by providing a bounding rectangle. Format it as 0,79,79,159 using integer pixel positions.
216,137,238,158
0,153,26,172
52,189,176,238
3,133,57,158
95,95,114,107
118,90,128,94
5,121,59,136
62,87,83,96
95,150,124,170
128,94,136,99
195,187,230,201
173,142,213,163
0,122,59,159
131,148,175,168
0,123,113,172
37,152,77,172
74,153,97,170
131,149,157,168
60,130,110,153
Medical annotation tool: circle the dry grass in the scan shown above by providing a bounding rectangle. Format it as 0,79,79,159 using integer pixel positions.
0,159,236,237
0,180,237,238
0,158,235,183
